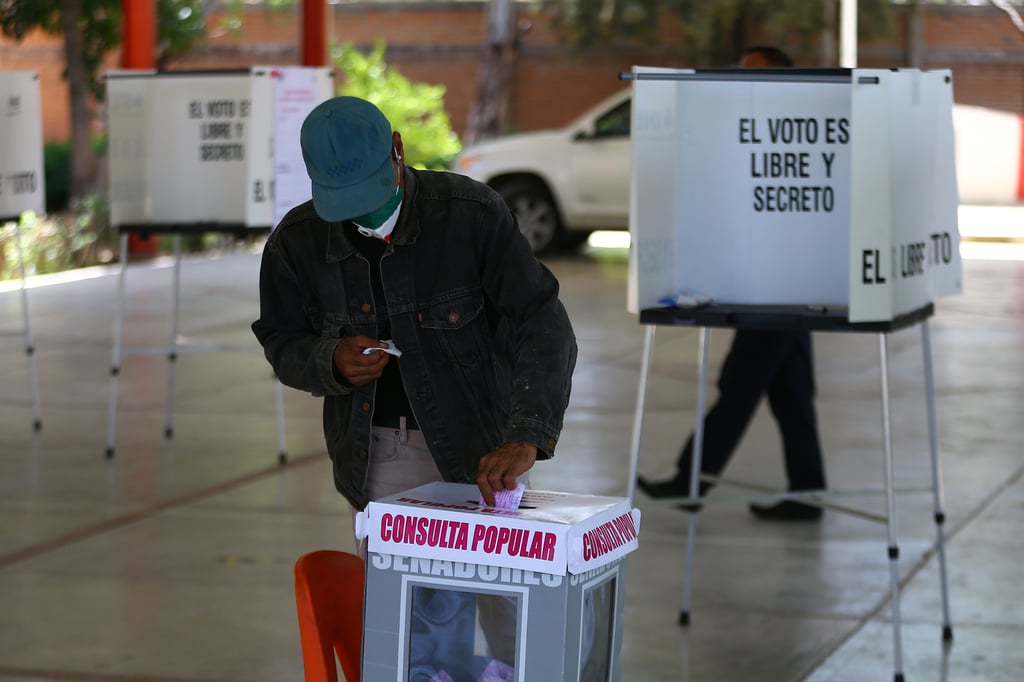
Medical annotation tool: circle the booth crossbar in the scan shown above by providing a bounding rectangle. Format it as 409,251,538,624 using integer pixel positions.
105,228,287,463
1,216,42,431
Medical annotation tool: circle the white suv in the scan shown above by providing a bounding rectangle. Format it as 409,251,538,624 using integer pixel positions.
454,89,632,253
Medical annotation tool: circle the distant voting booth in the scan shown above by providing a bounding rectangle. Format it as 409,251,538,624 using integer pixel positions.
108,66,332,229
103,67,333,459
0,71,45,220
625,67,960,681
0,70,46,431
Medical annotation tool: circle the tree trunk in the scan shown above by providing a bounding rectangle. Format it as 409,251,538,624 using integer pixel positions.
821,0,837,66
60,0,97,204
465,0,516,145
908,0,924,68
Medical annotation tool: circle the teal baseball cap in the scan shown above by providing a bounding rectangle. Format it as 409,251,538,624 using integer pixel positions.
300,96,395,222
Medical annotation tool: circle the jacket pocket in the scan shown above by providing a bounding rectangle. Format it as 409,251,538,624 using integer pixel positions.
321,311,354,339
418,289,490,369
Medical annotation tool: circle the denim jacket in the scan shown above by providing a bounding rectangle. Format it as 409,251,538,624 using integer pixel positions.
252,168,577,509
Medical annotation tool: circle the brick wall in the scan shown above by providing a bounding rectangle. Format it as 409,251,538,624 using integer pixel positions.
1,2,1022,143
860,5,1024,113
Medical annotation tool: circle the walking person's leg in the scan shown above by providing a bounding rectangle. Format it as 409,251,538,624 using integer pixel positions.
751,331,826,520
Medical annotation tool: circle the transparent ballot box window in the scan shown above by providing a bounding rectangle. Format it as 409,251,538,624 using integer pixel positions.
406,583,521,682
580,575,617,682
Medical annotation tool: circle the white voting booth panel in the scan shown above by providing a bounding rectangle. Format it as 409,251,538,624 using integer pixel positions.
356,483,640,682
1,70,46,431
0,71,45,219
102,67,332,460
628,67,962,324
107,67,332,228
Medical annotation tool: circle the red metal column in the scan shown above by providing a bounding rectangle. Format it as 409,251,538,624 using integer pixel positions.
122,0,158,255
122,0,156,69
301,0,328,67
1017,116,1024,201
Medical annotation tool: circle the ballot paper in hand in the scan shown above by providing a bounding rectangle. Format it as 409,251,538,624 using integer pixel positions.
362,339,403,357
479,481,526,510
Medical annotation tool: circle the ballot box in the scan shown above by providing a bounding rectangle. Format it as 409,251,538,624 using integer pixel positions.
355,482,641,682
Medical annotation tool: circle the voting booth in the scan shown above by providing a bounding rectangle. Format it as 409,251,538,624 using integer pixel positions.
356,483,641,682
103,67,333,459
0,70,46,431
625,67,960,681
0,71,45,222
107,66,332,230
627,67,962,322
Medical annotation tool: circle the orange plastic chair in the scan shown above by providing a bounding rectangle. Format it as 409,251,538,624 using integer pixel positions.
294,550,366,682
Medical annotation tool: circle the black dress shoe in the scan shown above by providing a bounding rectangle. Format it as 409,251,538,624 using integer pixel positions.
636,474,687,498
637,475,708,511
748,500,823,521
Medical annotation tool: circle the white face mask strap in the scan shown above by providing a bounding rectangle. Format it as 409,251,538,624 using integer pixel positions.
354,190,402,241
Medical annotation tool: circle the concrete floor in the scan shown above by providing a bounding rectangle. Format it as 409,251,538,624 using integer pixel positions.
0,239,1021,682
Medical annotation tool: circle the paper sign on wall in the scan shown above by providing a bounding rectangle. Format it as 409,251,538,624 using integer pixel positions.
271,67,334,226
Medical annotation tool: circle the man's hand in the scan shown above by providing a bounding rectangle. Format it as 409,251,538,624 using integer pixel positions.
477,442,537,507
333,335,389,387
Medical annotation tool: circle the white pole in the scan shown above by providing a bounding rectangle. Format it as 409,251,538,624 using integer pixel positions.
840,0,858,68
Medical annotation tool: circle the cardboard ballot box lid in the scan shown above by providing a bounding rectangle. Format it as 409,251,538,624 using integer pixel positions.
355,482,641,576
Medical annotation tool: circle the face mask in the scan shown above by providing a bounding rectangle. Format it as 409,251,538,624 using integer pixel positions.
353,186,402,241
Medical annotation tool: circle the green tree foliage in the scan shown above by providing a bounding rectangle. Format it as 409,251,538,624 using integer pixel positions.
0,0,207,98
155,0,209,71
1,0,117,100
217,0,296,35
542,0,661,51
333,40,462,170
539,0,893,65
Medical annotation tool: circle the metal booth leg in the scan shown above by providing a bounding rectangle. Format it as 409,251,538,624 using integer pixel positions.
13,220,42,431
680,326,711,626
164,235,182,439
878,333,906,682
106,232,130,458
627,325,656,503
274,375,288,464
921,319,954,643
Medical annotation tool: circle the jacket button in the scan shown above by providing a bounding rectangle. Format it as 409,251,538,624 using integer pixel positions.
447,312,459,324
548,437,557,447
361,402,371,412
361,303,372,313
358,449,368,460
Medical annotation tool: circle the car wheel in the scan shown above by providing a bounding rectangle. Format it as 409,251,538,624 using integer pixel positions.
493,179,562,254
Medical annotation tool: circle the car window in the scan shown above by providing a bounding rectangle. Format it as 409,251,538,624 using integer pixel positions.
593,100,631,138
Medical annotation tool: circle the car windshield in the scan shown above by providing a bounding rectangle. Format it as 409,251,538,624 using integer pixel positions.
593,99,631,138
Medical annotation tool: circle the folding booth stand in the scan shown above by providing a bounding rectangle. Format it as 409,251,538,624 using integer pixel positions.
0,217,42,432
104,66,332,461
104,224,287,461
624,67,962,682
1,70,46,431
